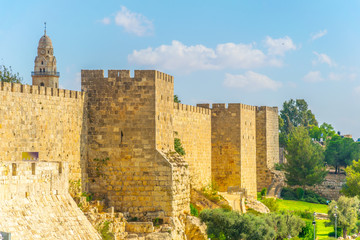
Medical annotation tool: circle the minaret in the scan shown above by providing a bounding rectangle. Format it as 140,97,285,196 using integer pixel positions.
32,23,59,88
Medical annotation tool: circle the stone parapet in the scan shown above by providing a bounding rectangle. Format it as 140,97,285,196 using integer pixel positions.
0,161,101,239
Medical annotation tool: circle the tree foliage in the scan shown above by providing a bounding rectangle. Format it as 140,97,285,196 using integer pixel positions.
279,99,317,147
174,94,181,103
309,122,336,142
0,65,22,83
200,209,275,240
328,196,360,238
199,208,304,240
342,160,360,198
174,138,185,156
284,126,327,187
324,135,360,173
263,212,305,239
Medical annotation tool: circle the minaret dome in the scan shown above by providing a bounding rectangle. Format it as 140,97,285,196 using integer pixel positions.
32,24,59,88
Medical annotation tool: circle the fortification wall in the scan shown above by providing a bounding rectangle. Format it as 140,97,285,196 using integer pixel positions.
82,70,189,220
210,104,241,192
173,103,211,189
239,104,257,198
0,161,100,239
209,103,257,197
0,82,85,181
256,106,279,191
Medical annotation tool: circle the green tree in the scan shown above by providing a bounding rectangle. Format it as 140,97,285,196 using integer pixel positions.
199,209,275,240
174,94,181,103
325,135,360,173
284,126,327,187
342,160,360,197
328,196,360,238
0,65,22,83
309,122,336,142
263,212,305,239
279,99,318,147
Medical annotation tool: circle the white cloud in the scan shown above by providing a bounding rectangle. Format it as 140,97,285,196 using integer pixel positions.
329,72,357,81
312,51,336,67
311,29,327,40
354,85,360,94
215,43,271,69
303,71,324,83
114,6,153,36
264,36,296,56
101,17,111,25
128,40,286,73
223,71,282,91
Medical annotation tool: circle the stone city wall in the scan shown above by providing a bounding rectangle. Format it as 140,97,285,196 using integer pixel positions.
82,70,189,220
208,103,257,198
0,161,100,240
256,106,279,191
311,173,346,200
0,82,85,181
239,104,257,198
173,103,211,189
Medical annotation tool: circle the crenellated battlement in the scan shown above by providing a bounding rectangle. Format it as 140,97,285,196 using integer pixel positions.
0,161,68,201
257,106,278,113
81,69,173,83
201,103,257,111
174,103,210,115
0,82,84,100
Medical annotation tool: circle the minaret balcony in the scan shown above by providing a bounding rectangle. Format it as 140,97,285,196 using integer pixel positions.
31,71,60,77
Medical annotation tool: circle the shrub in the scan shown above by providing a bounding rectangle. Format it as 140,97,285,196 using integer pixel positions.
280,187,297,200
293,209,313,220
174,138,185,156
298,221,314,239
260,188,267,197
200,209,275,240
263,212,305,239
81,192,93,202
295,187,304,199
257,192,262,201
274,163,285,171
190,203,199,217
99,221,115,240
261,198,279,212
280,187,328,204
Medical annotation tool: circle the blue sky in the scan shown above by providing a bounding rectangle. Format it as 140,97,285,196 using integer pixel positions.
1,1,360,138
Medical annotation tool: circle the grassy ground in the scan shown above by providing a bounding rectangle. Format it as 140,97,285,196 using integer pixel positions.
316,219,334,240
276,199,328,214
276,199,333,239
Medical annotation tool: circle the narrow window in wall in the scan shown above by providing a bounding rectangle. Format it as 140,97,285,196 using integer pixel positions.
55,83,57,88
40,82,45,86
12,163,17,176
59,162,62,174
41,61,43,65
40,69,42,72
31,163,36,175
121,131,124,144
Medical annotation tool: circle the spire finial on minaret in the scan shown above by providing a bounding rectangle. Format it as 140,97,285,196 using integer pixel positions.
44,22,47,35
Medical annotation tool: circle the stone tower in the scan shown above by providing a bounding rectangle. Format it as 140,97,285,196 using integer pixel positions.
32,27,59,88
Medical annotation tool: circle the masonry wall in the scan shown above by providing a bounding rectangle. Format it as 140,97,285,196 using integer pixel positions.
256,106,279,191
239,104,257,198
0,161,100,239
0,82,85,181
209,103,257,197
173,103,211,189
82,70,189,220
